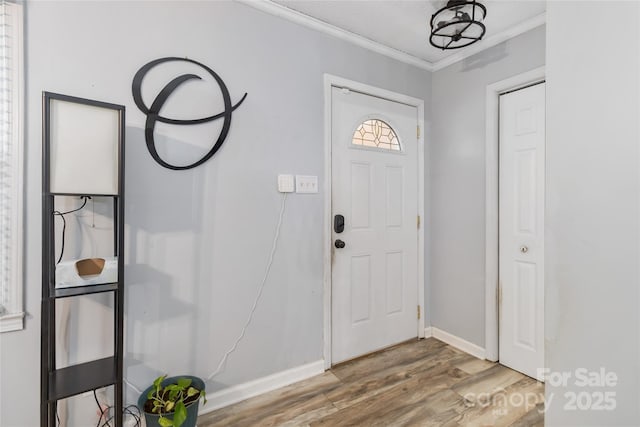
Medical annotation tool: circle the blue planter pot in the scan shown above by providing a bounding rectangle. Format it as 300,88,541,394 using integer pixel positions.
138,375,205,427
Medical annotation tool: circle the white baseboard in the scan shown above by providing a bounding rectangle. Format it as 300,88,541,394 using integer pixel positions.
430,327,486,360
199,360,325,414
199,330,482,415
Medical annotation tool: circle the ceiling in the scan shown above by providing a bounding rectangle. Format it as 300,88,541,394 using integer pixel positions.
269,0,546,68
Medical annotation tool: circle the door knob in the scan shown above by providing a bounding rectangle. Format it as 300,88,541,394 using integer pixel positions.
335,239,346,249
520,246,529,253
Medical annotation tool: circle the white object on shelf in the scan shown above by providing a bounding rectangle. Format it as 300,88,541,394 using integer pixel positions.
55,256,118,288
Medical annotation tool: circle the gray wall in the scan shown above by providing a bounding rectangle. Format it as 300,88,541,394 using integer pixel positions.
545,2,640,425
0,1,432,425
429,26,545,347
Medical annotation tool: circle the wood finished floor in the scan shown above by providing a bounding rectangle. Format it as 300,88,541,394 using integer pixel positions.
198,338,544,427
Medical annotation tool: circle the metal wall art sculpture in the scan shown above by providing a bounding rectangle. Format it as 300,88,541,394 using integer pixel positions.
132,57,248,170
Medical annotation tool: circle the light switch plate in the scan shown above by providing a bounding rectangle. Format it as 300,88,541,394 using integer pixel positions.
278,174,295,193
296,175,318,193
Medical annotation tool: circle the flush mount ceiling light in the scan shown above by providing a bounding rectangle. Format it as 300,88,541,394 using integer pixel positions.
429,0,487,50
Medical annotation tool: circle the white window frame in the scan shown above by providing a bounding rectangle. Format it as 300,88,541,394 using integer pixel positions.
0,1,24,333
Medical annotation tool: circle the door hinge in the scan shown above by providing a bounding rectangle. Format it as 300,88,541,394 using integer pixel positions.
417,305,421,319
417,125,421,138
497,283,502,328
417,215,421,229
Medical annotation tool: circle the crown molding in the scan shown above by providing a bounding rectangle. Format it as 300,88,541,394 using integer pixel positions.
235,0,434,72
236,0,545,73
431,12,546,71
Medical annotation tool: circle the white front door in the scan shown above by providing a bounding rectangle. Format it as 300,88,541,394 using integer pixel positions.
331,87,419,364
499,82,545,380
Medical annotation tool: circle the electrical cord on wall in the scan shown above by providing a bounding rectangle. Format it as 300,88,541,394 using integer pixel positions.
54,196,90,264
121,192,289,394
207,192,288,381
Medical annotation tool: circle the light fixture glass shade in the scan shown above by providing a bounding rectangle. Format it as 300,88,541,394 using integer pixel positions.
49,99,120,195
429,0,486,50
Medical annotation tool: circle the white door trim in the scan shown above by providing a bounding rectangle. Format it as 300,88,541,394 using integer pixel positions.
323,74,426,369
485,66,545,362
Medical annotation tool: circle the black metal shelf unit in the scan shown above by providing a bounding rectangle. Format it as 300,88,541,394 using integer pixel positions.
41,92,126,427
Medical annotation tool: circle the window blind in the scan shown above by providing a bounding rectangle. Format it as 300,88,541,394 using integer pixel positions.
0,0,23,331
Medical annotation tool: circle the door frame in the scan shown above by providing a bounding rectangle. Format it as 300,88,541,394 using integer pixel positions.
485,66,545,362
323,74,426,369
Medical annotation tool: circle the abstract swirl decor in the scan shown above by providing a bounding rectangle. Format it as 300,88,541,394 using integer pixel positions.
132,57,248,170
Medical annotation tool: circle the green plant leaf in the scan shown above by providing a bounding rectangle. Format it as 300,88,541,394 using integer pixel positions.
177,378,192,389
165,384,180,392
173,401,187,427
169,389,179,401
158,416,174,427
187,387,199,397
200,390,207,405
154,375,167,389
147,390,155,400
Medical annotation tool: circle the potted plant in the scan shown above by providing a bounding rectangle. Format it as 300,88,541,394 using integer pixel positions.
138,375,207,427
